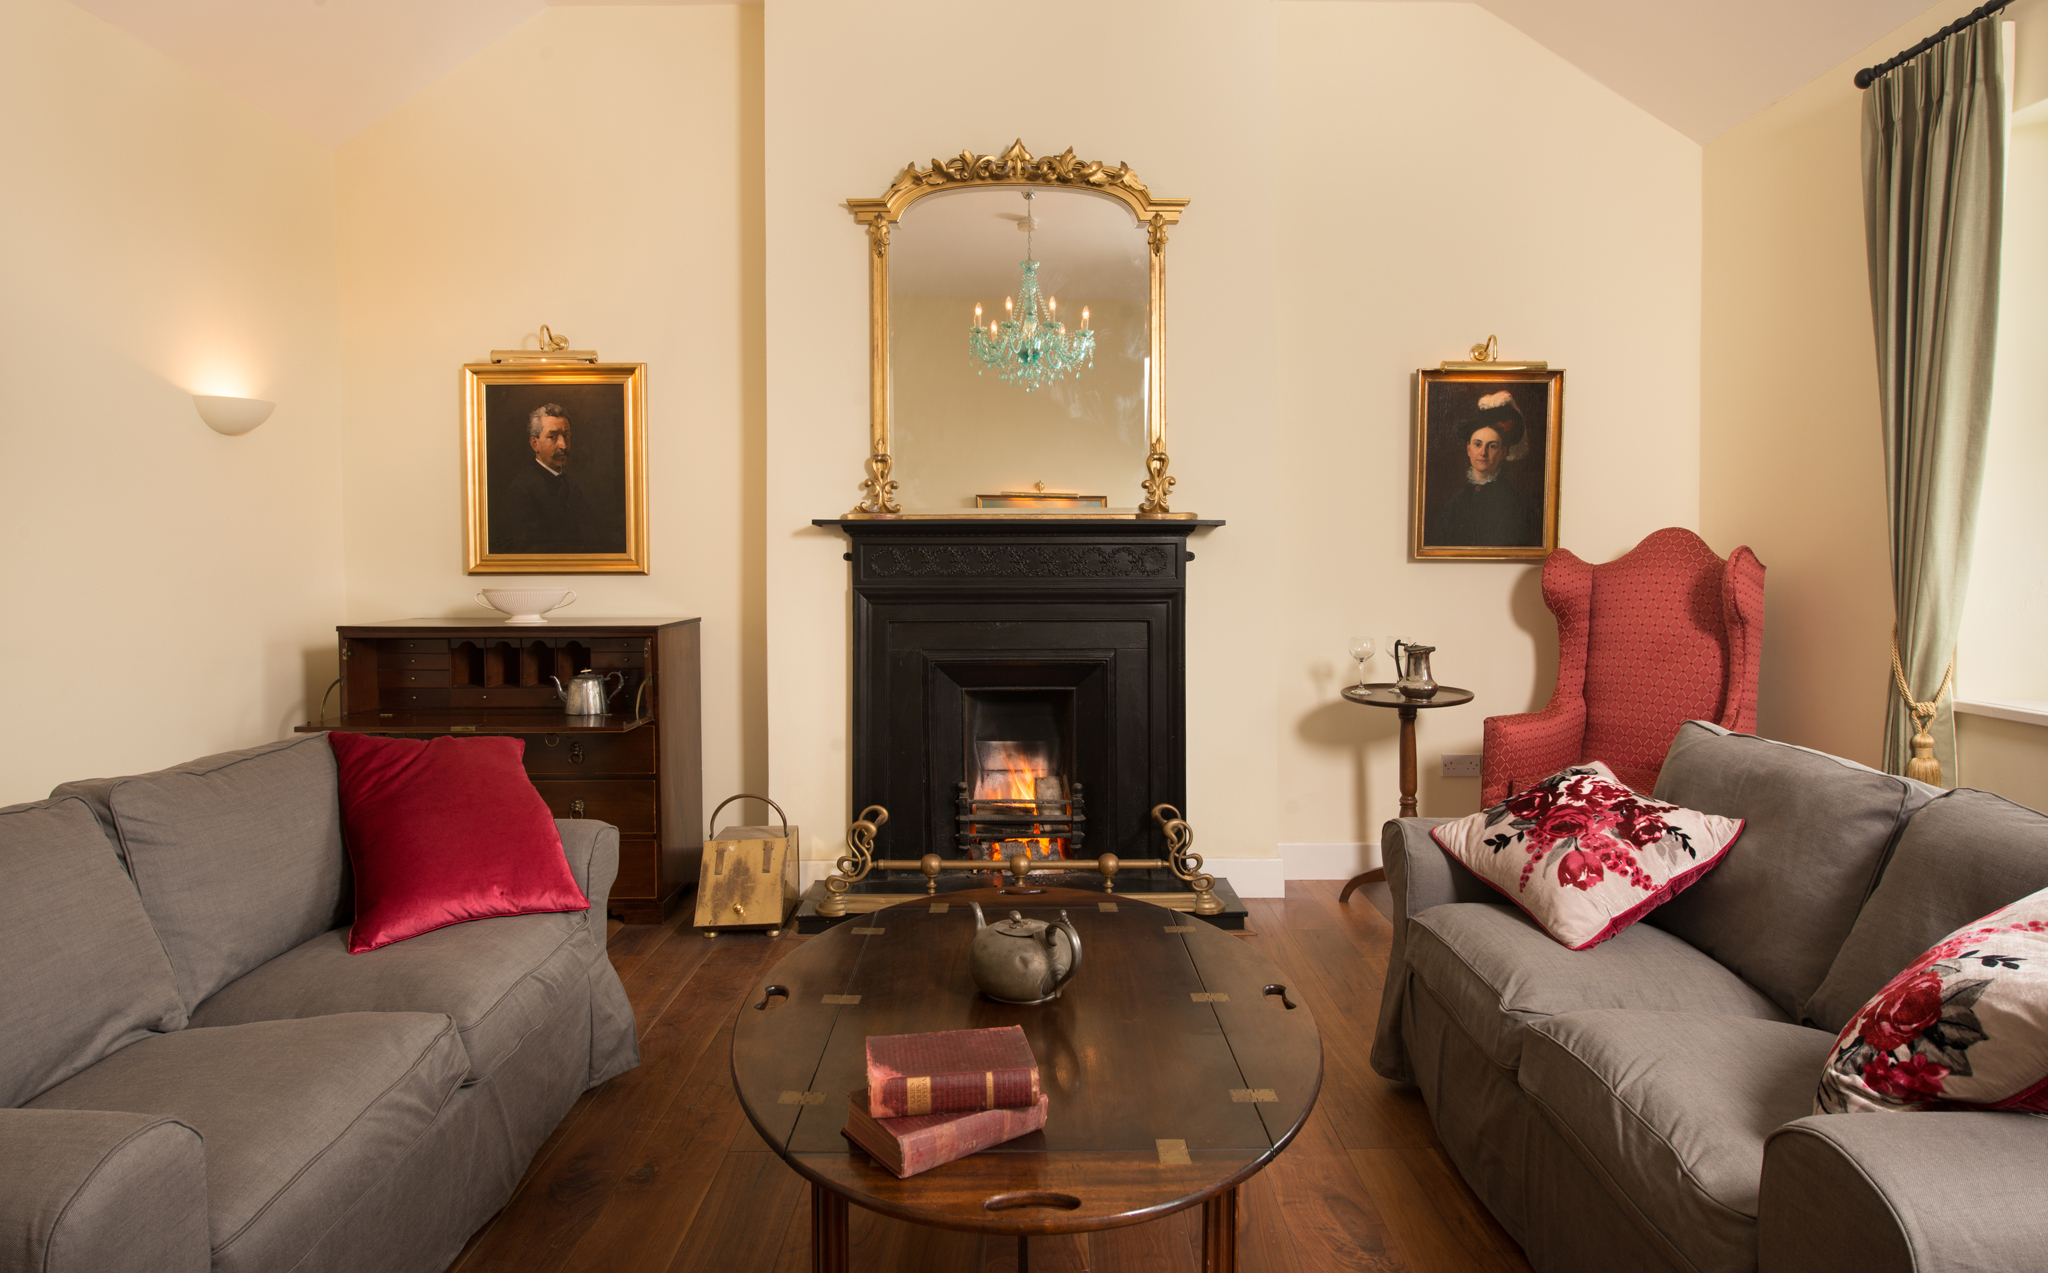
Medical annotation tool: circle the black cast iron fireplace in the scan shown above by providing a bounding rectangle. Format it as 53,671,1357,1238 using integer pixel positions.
796,515,1245,930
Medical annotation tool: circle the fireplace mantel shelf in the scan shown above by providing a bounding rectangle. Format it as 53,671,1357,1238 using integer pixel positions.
814,516,1225,531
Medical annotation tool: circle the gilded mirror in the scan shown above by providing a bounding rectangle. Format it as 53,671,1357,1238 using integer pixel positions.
844,142,1192,518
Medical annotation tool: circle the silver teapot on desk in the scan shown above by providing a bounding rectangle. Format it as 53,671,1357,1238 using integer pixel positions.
550,668,625,717
1393,640,1439,700
966,903,1082,1005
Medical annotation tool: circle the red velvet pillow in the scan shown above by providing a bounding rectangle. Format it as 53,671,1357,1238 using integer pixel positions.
328,733,587,953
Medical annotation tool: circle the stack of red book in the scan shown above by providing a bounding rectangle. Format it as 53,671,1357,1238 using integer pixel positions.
843,1026,1049,1178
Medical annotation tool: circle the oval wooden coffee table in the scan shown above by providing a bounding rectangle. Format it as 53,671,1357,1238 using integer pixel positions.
732,885,1322,1272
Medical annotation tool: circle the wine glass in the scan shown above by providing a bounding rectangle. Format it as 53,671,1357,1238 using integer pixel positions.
1348,636,1376,688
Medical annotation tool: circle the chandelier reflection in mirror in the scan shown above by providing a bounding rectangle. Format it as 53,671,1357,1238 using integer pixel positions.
968,190,1095,393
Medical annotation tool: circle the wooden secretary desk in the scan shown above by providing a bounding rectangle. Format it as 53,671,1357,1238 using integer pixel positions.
300,617,702,924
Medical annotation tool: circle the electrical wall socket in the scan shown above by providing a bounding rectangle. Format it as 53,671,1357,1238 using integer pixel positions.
1441,754,1482,779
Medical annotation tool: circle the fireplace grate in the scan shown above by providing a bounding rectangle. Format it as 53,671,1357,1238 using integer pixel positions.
955,780,1086,859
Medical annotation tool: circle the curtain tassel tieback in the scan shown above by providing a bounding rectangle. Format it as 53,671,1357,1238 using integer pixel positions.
1890,626,1956,786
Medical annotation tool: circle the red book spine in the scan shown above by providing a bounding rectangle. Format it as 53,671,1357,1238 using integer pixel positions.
864,1026,1042,1118
871,1067,1040,1119
844,1092,1049,1179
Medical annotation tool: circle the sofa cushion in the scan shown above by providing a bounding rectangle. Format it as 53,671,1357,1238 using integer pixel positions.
1521,1010,1837,1273
27,1012,466,1273
1407,902,1788,1070
1808,788,2048,1033
1431,761,1744,950
190,911,586,1084
52,735,349,1014
0,797,186,1107
1649,721,1934,1022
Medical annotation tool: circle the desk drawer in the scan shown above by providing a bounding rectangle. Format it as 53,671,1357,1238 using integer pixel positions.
517,730,655,776
531,780,656,834
382,688,450,709
378,668,451,688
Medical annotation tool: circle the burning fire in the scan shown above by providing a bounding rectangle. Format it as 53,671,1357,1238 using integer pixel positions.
974,740,1066,861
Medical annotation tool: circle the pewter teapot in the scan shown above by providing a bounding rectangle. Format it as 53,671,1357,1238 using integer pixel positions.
549,668,625,716
966,903,1081,1005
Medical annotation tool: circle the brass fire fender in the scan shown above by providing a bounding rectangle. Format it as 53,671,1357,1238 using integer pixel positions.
843,141,1193,519
817,803,1222,917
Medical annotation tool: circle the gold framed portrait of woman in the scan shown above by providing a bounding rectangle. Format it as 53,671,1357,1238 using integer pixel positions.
1411,368,1563,561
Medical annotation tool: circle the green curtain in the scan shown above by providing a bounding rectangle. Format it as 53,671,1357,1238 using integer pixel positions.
1863,17,2007,783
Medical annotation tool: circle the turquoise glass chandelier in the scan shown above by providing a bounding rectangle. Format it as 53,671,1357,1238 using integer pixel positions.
968,190,1095,393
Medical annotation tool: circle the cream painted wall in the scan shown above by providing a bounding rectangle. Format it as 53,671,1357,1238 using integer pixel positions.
0,0,345,805
1277,3,1704,849
1700,0,2035,781
764,0,1281,866
334,6,769,801
1957,714,2048,812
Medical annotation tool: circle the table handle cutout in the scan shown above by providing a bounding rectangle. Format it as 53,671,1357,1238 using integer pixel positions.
982,1192,1082,1213
753,985,789,1011
1263,984,1297,1010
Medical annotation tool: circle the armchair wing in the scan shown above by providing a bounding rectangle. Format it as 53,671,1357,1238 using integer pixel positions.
1480,547,1594,807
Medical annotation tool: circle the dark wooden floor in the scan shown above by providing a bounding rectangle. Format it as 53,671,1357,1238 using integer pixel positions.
448,881,1532,1273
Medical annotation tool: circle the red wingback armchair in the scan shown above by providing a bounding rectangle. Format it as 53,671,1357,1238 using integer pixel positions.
1482,527,1766,806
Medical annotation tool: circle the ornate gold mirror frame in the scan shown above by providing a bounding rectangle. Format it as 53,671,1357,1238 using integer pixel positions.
844,141,1192,518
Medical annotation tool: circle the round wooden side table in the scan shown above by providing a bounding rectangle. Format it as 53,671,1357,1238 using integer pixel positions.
1336,682,1474,903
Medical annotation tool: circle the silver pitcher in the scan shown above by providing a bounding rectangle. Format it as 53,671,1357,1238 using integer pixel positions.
549,668,625,716
1393,640,1439,700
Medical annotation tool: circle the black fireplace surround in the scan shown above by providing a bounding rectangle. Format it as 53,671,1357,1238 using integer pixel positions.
817,517,1222,868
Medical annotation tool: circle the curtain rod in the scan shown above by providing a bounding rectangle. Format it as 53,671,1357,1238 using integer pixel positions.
1856,0,2014,88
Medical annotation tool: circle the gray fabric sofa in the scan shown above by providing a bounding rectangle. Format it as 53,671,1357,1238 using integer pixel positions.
0,734,640,1273
1372,719,2048,1273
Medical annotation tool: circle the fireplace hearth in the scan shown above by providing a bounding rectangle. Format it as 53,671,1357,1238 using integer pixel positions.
797,515,1243,930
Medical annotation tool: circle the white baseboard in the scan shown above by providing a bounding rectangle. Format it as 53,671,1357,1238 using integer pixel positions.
1278,842,1382,880
798,856,1297,898
1203,857,1286,898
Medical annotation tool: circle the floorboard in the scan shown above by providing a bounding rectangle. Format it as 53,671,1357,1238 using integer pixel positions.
452,882,1532,1273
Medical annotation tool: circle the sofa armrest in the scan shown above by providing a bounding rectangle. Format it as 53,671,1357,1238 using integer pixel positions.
556,818,622,937
1370,816,1490,1083
0,1108,209,1273
1760,1112,2048,1272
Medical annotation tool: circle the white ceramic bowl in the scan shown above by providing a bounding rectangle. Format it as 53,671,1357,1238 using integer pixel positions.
476,587,578,625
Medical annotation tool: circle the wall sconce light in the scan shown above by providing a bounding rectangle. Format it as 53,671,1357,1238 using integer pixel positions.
192,394,275,436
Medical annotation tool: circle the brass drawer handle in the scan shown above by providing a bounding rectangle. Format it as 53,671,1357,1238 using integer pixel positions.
570,799,585,818
570,742,584,764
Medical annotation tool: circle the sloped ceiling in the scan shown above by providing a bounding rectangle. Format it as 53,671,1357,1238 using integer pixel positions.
73,0,1938,148
68,0,728,147
1457,0,1935,142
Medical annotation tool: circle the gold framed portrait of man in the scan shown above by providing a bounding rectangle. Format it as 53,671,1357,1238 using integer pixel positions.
463,362,649,574
1411,368,1563,561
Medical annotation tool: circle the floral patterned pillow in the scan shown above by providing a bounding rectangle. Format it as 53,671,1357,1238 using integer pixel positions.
1430,761,1744,951
1816,888,2048,1114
